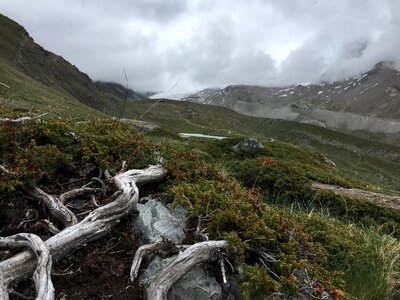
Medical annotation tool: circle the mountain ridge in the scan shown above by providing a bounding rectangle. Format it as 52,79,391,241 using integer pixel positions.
187,61,400,134
0,13,147,116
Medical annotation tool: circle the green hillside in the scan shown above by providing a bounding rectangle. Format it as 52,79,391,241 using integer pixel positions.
0,13,138,117
118,100,400,193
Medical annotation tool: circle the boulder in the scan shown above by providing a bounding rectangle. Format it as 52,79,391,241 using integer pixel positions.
233,138,264,151
134,197,187,244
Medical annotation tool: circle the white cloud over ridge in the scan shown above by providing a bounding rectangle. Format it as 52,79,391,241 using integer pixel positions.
0,0,399,92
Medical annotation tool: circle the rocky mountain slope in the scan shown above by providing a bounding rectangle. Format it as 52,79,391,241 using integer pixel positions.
0,14,146,117
188,62,400,134
95,81,148,101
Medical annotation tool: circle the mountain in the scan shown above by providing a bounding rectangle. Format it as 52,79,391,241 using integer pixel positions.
0,13,143,117
188,61,400,134
95,81,148,101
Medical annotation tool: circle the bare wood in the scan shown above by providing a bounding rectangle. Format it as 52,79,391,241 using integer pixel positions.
0,164,16,176
59,187,102,205
219,258,227,284
24,187,78,228
0,164,9,176
0,233,54,300
38,220,60,235
0,113,48,125
0,165,166,292
146,240,227,300
130,239,174,281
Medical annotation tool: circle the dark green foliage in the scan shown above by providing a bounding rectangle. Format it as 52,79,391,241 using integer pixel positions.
0,114,398,299
169,178,345,299
0,117,157,191
228,157,400,238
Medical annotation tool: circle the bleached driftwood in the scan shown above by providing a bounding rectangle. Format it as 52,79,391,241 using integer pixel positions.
0,233,54,300
146,240,227,300
0,165,166,299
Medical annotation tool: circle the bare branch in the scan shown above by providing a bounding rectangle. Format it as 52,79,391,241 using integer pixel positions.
0,165,166,293
58,187,102,205
24,187,78,228
0,113,49,125
147,240,227,300
219,258,227,284
0,164,16,176
130,239,174,281
0,233,54,300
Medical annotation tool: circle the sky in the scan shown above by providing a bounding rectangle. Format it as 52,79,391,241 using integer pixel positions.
0,0,399,93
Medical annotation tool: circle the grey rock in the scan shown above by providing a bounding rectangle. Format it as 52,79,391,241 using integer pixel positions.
140,255,177,285
134,197,187,244
233,138,264,151
141,255,222,300
168,265,222,300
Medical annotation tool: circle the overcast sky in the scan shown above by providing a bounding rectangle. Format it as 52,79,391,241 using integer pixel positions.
1,0,399,92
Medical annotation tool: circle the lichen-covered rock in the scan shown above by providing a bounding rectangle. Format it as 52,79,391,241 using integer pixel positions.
134,197,187,244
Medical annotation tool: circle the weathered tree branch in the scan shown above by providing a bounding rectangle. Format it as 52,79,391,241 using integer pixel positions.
146,240,228,300
0,233,54,300
130,239,175,281
0,113,48,125
58,187,102,205
23,187,78,228
0,165,167,297
0,164,16,176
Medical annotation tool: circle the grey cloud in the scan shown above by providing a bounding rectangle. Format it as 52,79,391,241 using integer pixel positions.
215,51,276,86
93,0,189,22
0,0,399,92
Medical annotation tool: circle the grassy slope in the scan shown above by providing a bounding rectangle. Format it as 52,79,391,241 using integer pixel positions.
120,100,400,193
0,13,124,117
0,58,103,119
144,128,400,299
1,115,398,299
1,13,398,193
